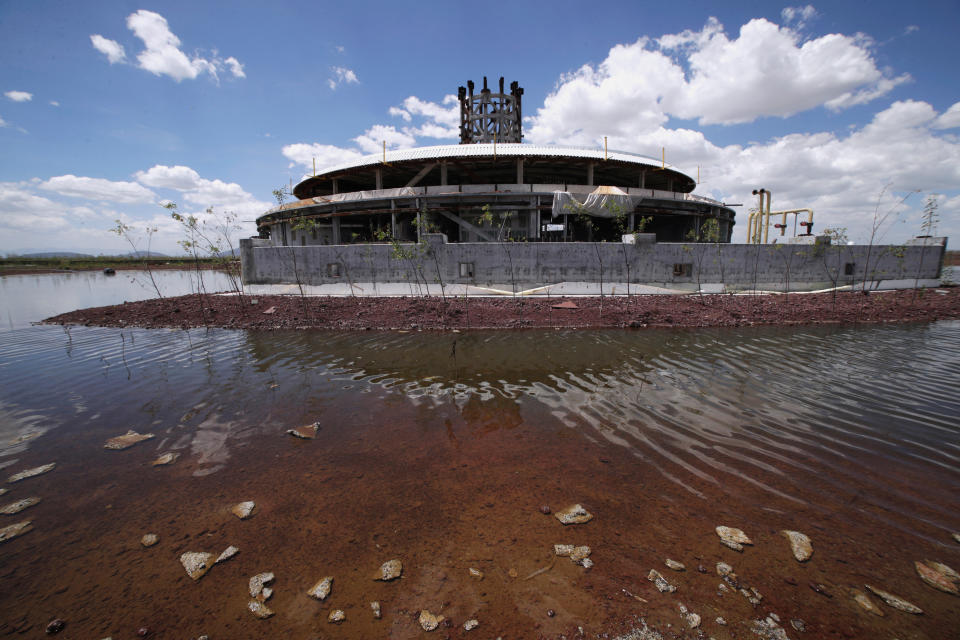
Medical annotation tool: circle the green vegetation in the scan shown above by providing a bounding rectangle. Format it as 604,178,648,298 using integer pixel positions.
0,254,231,273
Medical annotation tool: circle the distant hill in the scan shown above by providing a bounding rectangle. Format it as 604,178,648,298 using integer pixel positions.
124,251,170,258
21,251,95,258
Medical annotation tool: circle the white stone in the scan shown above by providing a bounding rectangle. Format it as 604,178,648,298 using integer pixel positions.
247,600,274,619
464,619,479,631
7,463,55,483
231,501,256,519
782,530,813,562
419,610,444,631
328,609,345,623
374,559,402,581
140,533,159,547
180,552,214,581
555,503,593,525
308,576,333,600
215,545,239,564
104,430,154,450
0,497,40,514
249,572,274,598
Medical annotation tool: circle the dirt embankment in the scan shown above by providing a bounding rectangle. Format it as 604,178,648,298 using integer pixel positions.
43,288,960,331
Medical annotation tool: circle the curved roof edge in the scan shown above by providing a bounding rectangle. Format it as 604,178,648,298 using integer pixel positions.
307,143,688,178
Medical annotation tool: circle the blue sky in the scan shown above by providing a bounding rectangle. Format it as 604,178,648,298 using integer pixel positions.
1,0,958,255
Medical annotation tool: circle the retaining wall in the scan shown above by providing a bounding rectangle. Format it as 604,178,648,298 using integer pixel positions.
240,235,946,292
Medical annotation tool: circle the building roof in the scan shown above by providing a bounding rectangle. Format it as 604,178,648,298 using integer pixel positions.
310,143,685,177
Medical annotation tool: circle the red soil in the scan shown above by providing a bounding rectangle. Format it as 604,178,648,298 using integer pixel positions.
43,288,960,331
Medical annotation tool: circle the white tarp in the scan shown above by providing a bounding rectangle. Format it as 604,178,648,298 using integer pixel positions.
551,186,642,218
313,187,419,204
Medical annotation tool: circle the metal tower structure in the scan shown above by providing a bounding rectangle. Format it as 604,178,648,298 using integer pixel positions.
457,77,523,144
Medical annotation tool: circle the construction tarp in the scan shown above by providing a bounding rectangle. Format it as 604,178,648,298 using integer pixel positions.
551,186,642,218
312,187,419,204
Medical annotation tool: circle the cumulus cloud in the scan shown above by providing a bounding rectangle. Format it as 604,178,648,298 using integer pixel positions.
780,5,817,29
5,91,33,102
0,183,72,231
91,10,244,84
0,114,6,127
282,143,364,172
328,66,359,90
39,175,156,204
352,124,416,154
90,34,126,64
933,101,960,129
135,164,268,213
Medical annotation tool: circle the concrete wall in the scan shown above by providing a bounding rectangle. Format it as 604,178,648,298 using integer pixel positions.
241,235,947,292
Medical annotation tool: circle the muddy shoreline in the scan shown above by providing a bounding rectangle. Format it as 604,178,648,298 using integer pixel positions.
43,288,960,331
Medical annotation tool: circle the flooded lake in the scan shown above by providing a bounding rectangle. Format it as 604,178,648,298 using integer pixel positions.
0,271,958,639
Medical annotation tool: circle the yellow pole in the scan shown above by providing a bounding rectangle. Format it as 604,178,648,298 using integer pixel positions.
604,136,608,161
762,191,772,244
493,132,497,161
661,147,665,169
382,140,386,164
313,157,316,177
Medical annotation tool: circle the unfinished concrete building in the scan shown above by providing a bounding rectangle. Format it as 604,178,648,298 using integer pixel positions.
255,78,736,247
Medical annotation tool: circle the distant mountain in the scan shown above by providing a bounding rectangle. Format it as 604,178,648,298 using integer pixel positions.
124,251,170,258
20,251,95,258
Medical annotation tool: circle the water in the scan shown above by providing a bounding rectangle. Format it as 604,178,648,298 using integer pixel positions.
0,273,958,638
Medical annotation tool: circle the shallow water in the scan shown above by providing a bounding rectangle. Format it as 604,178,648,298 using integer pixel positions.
0,274,958,639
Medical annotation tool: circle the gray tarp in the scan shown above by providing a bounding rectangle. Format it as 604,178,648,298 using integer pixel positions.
551,187,642,218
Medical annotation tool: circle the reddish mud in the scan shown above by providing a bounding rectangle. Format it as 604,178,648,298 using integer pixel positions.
43,288,960,331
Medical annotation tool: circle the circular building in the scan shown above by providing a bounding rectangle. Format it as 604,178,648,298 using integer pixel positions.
255,79,735,247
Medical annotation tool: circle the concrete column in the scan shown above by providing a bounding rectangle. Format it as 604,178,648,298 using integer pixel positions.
375,168,383,191
639,171,646,188
629,213,635,231
516,158,524,184
332,217,341,244
391,200,397,237
332,178,339,195
587,162,594,186
668,178,674,192
440,161,448,186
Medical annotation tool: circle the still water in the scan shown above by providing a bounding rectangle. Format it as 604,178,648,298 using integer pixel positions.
0,271,958,639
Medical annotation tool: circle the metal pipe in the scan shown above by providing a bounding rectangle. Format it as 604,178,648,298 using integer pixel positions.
762,190,772,244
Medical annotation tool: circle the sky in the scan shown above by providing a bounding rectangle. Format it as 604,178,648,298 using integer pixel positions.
1,0,958,255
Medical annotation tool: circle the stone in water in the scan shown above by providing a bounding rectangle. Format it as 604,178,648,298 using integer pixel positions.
215,545,238,564
231,501,256,519
370,601,381,619
915,560,959,595
716,526,752,552
648,569,677,593
247,600,273,619
104,430,154,450
249,572,274,599
0,496,40,514
287,422,319,439
665,559,686,571
328,610,345,623
307,576,333,600
419,610,444,631
180,552,214,581
7,463,55,483
140,533,159,547
782,530,813,561
374,559,402,581
852,589,884,616
0,520,32,543
151,452,179,466
555,503,593,525
865,584,923,614
468,567,484,579
464,619,479,631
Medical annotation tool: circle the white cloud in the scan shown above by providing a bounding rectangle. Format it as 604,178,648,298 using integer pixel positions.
91,10,244,84
134,164,270,216
0,114,6,127
39,175,156,204
933,101,960,129
135,165,202,190
780,5,817,29
5,91,33,102
0,183,71,231
389,106,411,121
352,124,415,154
282,143,365,173
90,34,126,64
225,56,245,79
49,100,60,107
328,66,359,90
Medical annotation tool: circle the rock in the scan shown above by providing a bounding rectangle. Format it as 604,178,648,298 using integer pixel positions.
374,559,402,581
581,557,594,569
247,600,274,619
249,572,274,599
716,562,734,576
716,526,752,551
45,618,65,634
0,488,5,496
370,601,381,619
215,545,239,564
463,619,479,631
539,505,551,515
741,587,763,606
104,430,155,450
307,576,333,600
286,422,319,439
686,612,701,628
136,628,148,637
665,559,686,571
0,520,32,543
647,569,676,593
715,617,726,625
262,587,273,600
555,503,593,525
547,609,556,617
750,617,790,640
468,567,484,580
231,501,256,519
180,552,214,581
419,610,444,631
554,544,575,557
508,567,518,578
953,532,960,544
851,589,884,616
782,530,813,562
791,618,806,632
809,582,832,598
570,545,591,563
864,584,923,614
151,452,179,466
328,610,345,623
915,560,959,595
0,496,40,514
140,533,159,547
8,463,55,483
